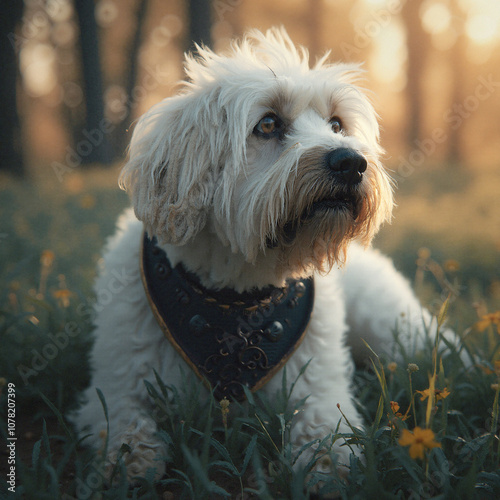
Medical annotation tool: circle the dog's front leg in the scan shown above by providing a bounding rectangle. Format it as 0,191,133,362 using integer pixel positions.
288,366,363,473
262,311,364,475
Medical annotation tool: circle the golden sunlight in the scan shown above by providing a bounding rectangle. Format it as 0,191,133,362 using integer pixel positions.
421,1,451,35
466,14,498,45
370,22,406,88
20,43,58,97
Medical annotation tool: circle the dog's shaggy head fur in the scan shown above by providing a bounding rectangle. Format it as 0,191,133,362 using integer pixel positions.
120,27,393,291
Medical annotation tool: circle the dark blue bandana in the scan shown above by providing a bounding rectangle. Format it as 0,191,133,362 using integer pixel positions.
140,232,314,401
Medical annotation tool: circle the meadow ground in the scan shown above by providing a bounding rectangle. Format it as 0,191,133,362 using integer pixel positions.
1,163,500,498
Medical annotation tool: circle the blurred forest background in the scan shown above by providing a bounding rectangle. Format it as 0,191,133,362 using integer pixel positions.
1,0,499,172
0,0,499,320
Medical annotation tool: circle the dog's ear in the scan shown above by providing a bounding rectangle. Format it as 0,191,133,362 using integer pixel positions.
119,95,216,245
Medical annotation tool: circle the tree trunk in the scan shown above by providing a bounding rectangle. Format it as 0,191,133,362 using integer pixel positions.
74,0,113,165
187,0,213,50
401,0,429,149
0,0,24,176
446,4,466,167
113,0,150,157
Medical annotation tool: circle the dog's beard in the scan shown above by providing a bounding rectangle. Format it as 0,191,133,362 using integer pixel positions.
271,200,365,276
267,159,388,277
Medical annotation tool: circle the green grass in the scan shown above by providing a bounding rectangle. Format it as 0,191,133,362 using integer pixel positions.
1,168,500,498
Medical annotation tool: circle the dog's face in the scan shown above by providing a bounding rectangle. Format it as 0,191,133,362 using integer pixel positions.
121,28,393,280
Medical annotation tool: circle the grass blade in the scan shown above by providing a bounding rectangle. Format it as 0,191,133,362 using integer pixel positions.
240,433,258,477
39,392,74,442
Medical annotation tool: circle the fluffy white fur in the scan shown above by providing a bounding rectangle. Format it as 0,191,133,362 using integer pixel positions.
73,28,439,479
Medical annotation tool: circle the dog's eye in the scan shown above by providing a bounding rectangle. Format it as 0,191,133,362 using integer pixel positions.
330,117,343,134
254,114,283,138
259,116,276,134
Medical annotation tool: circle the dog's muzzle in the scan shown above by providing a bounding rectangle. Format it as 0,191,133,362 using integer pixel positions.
265,148,367,249
325,148,367,186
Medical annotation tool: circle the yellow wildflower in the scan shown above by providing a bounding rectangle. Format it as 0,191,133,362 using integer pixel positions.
390,401,402,415
399,427,441,460
416,387,450,402
53,289,73,308
417,247,431,260
475,312,500,334
387,362,397,373
388,401,410,428
444,260,460,272
40,250,55,268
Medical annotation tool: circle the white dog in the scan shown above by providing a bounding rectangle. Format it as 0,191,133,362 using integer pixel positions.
73,28,434,480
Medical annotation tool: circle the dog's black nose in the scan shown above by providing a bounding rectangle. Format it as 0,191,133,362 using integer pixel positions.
325,148,367,185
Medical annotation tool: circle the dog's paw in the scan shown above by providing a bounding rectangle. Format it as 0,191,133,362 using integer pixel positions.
293,435,363,498
106,418,167,483
297,440,361,473
303,448,361,499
